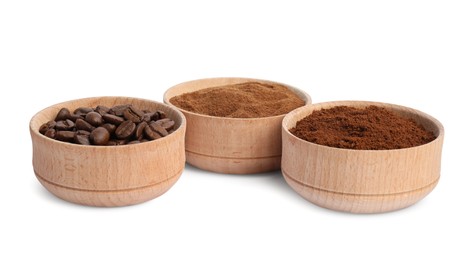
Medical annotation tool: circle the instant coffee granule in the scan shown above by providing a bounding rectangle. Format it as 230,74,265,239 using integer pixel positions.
169,82,305,118
290,105,436,150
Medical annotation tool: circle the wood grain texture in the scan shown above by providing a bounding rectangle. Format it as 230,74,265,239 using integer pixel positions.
281,101,444,213
30,96,186,207
164,77,311,174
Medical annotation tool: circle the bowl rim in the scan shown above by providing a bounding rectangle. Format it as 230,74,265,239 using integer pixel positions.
163,77,312,121
29,96,187,149
282,100,445,152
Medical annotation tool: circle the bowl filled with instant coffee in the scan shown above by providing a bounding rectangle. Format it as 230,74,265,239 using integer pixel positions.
281,101,444,213
164,77,311,174
29,96,186,206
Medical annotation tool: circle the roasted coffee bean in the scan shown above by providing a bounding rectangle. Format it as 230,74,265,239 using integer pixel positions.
55,131,75,142
76,130,91,136
115,120,136,139
85,112,103,127
90,127,110,145
144,124,162,140
55,119,75,130
95,105,110,116
75,118,95,132
155,118,175,131
102,113,125,125
45,129,56,139
142,113,152,122
74,107,94,117
127,140,141,145
135,121,147,139
39,121,55,134
46,120,56,129
150,111,167,121
74,131,91,145
55,108,71,121
39,124,49,134
149,121,169,136
102,123,116,135
157,110,167,119
68,114,82,122
107,139,127,146
124,106,144,123
109,104,130,116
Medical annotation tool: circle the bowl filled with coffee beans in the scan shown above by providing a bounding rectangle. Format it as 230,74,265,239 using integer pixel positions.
30,96,186,207
164,77,311,174
281,101,444,213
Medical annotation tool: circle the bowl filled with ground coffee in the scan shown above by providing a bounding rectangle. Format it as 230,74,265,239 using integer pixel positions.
281,101,444,213
30,96,186,206
164,77,311,174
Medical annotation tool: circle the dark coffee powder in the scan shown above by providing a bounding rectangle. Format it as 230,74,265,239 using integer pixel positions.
169,82,305,118
290,105,436,150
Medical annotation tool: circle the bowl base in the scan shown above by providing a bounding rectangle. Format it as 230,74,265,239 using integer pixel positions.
35,169,183,207
186,150,280,174
283,171,439,213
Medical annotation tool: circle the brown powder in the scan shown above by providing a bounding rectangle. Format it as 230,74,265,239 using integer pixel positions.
169,82,305,118
290,105,436,150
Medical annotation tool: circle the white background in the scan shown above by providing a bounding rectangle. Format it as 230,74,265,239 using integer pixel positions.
1,1,470,259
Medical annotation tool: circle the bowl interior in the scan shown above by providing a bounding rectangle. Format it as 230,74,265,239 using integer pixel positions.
30,96,186,145
283,100,444,144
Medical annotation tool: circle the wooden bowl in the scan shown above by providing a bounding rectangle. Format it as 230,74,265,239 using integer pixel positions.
281,101,444,213
164,77,311,174
29,96,186,207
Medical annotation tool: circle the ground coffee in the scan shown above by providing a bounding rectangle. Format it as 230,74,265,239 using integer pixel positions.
39,104,175,146
290,105,436,150
169,82,305,118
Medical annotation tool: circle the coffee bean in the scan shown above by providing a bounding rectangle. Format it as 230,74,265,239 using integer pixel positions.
85,112,103,127
76,130,91,136
155,118,175,131
102,113,125,125
123,105,145,123
135,121,147,140
102,123,116,135
150,111,167,121
109,104,130,116
75,118,95,132
157,110,167,119
44,129,56,139
115,120,136,139
95,105,110,116
55,131,75,142
142,113,152,122
55,108,71,121
46,120,56,129
55,119,75,130
127,140,141,145
90,127,110,145
74,131,91,145
144,124,162,140
39,121,55,134
149,121,169,136
107,139,127,146
74,107,94,117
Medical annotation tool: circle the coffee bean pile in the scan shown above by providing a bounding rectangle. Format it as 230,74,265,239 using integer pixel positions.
39,104,176,145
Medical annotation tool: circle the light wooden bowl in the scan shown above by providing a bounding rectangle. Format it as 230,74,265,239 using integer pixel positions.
29,96,186,207
164,77,311,174
281,101,444,213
